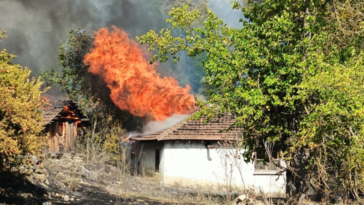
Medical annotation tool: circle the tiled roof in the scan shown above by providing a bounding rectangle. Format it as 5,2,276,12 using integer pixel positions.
132,113,243,141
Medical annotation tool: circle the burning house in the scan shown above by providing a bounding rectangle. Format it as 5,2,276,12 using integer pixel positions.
42,101,90,153
131,114,286,197
78,27,286,196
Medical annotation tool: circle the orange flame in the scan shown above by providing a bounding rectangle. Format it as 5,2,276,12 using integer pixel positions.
84,26,196,121
43,96,50,103
42,95,52,110
61,105,79,120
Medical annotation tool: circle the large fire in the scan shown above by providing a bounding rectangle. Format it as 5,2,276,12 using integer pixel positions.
84,26,196,121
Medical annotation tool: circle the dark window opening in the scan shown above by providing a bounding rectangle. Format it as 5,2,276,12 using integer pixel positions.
137,161,140,175
155,149,160,172
130,150,136,175
254,151,280,172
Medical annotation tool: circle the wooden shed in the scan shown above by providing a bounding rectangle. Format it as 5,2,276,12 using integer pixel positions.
42,101,90,153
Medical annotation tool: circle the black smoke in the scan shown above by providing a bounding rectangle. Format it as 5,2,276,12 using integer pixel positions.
0,0,170,75
0,0,245,95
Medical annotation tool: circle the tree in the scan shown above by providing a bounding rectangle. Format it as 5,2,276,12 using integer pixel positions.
160,0,209,19
43,28,129,164
43,28,93,105
159,0,209,92
136,1,364,202
0,29,47,170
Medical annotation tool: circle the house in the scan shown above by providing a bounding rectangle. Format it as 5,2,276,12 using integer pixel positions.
131,113,286,197
42,101,90,153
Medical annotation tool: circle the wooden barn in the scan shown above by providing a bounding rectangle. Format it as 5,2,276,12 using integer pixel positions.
42,101,90,153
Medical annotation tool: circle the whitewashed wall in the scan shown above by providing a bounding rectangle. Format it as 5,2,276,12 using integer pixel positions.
138,141,286,196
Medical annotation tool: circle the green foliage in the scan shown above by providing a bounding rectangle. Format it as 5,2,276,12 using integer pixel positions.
140,1,209,92
103,124,124,165
43,28,93,105
0,29,47,170
76,114,125,165
160,0,208,13
137,0,364,201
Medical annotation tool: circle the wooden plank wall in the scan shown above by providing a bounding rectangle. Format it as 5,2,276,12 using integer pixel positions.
58,122,64,152
47,122,60,153
47,124,54,152
65,122,70,152
65,122,76,152
48,121,78,153
54,122,60,152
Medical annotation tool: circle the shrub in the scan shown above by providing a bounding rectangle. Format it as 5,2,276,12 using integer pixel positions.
0,29,47,171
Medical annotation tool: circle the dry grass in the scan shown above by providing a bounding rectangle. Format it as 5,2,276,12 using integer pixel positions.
110,172,252,205
67,168,81,191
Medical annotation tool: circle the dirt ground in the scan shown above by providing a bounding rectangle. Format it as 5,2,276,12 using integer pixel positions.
0,160,220,205
0,174,197,205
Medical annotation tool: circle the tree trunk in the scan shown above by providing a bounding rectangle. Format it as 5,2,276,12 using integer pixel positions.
286,149,310,204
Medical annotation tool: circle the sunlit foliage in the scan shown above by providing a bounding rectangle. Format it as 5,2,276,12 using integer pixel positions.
137,0,364,202
0,29,47,170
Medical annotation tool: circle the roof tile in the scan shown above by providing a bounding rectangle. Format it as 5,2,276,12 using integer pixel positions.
132,113,243,141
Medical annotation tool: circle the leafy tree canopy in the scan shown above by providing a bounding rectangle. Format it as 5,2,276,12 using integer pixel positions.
0,29,47,170
137,0,364,202
43,28,93,105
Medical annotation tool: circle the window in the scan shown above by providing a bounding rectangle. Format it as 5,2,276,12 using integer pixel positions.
155,149,160,172
255,159,280,172
254,151,280,172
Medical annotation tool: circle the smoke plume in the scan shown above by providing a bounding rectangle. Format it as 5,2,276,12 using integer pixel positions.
143,114,190,135
0,0,243,78
0,0,170,76
209,0,246,28
0,0,244,129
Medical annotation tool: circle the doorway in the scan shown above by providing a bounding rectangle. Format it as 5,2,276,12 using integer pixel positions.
155,149,160,172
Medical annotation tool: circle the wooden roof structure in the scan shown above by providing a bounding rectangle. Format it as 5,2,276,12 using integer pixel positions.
42,100,90,126
43,108,64,125
131,114,243,141
43,100,91,153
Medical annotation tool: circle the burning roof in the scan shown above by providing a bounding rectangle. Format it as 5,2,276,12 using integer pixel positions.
131,113,243,141
42,101,90,126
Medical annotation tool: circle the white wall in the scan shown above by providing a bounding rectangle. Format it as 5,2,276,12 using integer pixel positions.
138,141,286,196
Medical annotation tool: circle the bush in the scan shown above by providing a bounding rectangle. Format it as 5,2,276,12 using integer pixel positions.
0,29,47,171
